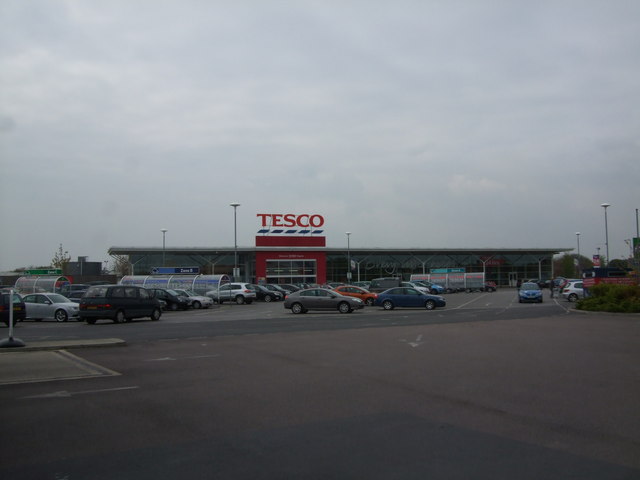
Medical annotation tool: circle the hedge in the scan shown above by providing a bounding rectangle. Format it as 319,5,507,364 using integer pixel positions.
576,284,640,313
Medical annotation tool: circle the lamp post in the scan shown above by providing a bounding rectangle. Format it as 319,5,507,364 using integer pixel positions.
161,228,167,267
230,203,240,279
601,203,610,267
346,232,351,282
575,232,581,276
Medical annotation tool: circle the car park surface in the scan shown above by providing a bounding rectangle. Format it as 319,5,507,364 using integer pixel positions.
22,292,80,322
2,289,638,479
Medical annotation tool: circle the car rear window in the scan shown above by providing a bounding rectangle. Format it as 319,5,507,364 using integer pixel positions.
84,286,109,298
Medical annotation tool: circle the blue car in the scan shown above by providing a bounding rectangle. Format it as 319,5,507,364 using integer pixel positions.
375,287,446,310
518,282,543,303
412,280,446,294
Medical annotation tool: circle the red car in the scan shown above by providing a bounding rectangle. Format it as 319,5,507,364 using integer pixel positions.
332,285,378,306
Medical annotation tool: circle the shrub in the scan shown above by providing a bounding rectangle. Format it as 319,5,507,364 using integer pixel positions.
576,284,640,313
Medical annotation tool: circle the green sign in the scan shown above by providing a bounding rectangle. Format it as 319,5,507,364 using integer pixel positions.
25,269,63,275
431,268,466,274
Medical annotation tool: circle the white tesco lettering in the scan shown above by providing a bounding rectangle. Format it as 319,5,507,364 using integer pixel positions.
257,214,324,228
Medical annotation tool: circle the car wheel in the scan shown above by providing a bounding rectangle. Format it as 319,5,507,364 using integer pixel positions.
365,298,375,306
382,300,394,310
338,302,351,314
54,309,69,322
192,301,201,309
568,293,578,302
291,302,305,314
264,295,273,303
115,310,127,323
150,308,161,321
85,318,96,325
425,300,436,310
235,295,245,305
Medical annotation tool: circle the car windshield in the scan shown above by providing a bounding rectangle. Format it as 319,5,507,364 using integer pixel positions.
166,289,180,296
48,294,70,303
521,283,539,290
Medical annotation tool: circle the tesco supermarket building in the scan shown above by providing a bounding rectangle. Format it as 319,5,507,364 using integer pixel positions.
109,213,570,287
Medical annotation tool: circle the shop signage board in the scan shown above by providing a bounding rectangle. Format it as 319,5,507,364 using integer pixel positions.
256,213,325,235
430,268,465,274
24,269,63,275
151,267,200,274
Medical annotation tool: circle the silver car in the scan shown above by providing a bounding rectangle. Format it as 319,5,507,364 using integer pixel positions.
206,283,257,305
284,288,363,314
22,292,80,322
172,289,214,309
561,281,585,302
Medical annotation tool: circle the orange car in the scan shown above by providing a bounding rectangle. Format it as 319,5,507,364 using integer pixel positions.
333,285,377,306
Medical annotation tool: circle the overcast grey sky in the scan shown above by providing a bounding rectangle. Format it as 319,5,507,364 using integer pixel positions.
1,0,639,271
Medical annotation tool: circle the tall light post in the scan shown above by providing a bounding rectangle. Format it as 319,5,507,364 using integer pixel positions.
601,203,610,267
230,202,240,279
575,232,581,276
161,228,168,267
346,232,351,282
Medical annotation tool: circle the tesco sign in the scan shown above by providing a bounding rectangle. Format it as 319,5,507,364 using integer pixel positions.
257,213,325,228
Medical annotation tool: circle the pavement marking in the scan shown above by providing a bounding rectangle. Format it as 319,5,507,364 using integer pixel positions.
0,350,121,386
21,386,140,399
145,354,221,362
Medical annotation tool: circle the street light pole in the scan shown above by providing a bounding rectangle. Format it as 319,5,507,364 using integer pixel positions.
575,232,581,276
601,203,610,267
161,228,167,267
346,232,351,282
230,203,240,279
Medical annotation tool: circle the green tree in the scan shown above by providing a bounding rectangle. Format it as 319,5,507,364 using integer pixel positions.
51,244,71,270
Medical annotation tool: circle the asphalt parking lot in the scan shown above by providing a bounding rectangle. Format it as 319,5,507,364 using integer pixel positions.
1,289,639,479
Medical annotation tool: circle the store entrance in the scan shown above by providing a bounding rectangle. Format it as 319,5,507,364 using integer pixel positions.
265,259,317,285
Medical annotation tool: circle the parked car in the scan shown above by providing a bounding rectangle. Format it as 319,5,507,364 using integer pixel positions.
561,281,585,302
368,277,402,293
172,289,214,309
22,293,80,322
284,288,363,314
277,284,300,294
260,284,289,298
411,280,446,294
149,288,190,311
0,291,26,326
518,282,543,303
374,287,446,310
401,281,431,294
206,283,257,304
249,284,283,302
59,284,90,302
79,285,162,324
483,281,497,292
332,285,378,306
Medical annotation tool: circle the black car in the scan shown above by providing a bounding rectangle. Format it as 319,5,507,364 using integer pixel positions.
249,284,282,302
149,288,190,311
1,291,26,326
79,285,162,324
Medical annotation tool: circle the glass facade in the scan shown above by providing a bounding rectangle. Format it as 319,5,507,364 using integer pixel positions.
265,259,317,284
115,247,565,287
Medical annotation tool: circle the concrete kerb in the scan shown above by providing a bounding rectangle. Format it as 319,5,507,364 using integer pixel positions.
0,338,127,352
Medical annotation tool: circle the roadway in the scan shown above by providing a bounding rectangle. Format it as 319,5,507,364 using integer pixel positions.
1,289,639,479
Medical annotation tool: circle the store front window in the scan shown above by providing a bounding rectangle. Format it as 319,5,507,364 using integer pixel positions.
266,259,316,284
